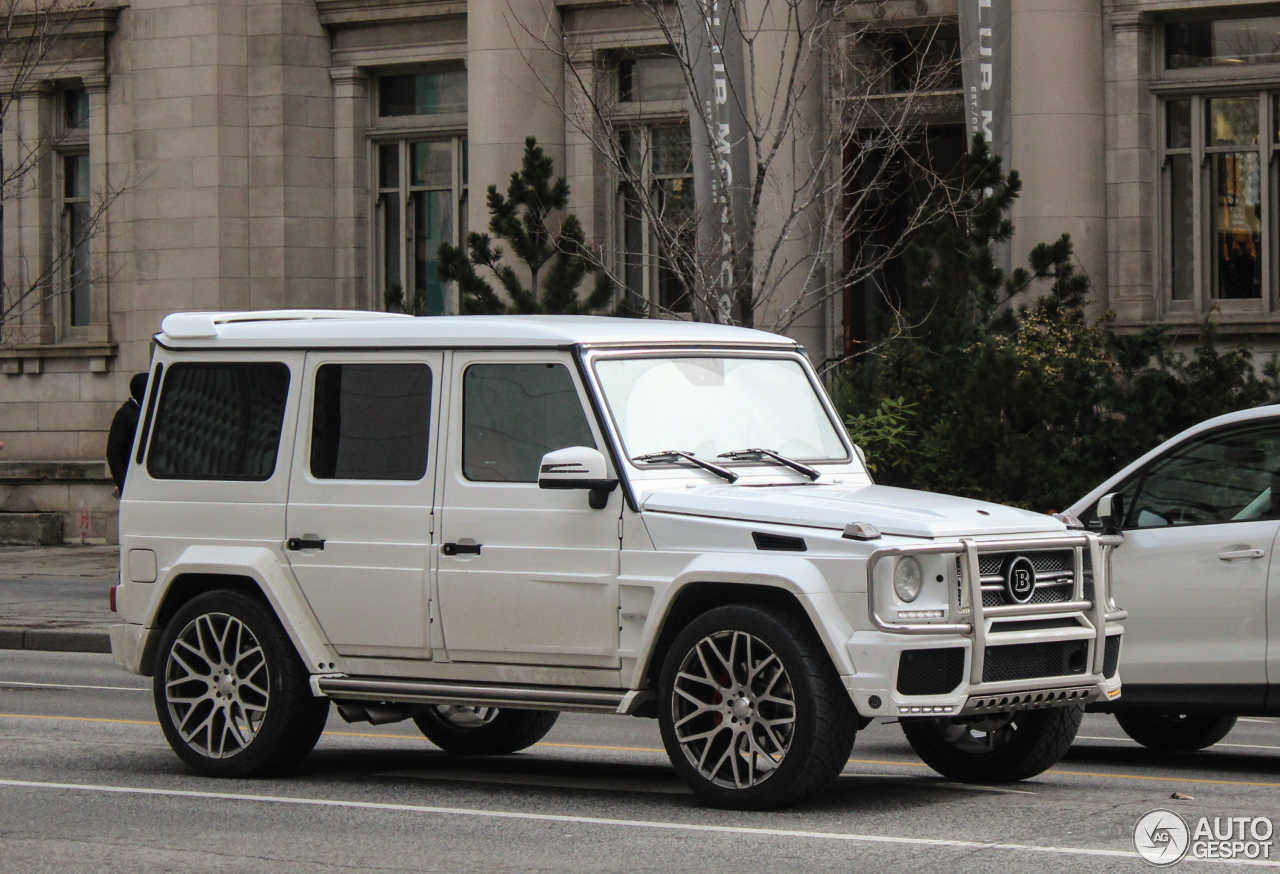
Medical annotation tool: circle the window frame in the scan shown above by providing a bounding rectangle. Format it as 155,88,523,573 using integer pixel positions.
609,52,694,316
145,361,293,483
369,67,468,316
459,360,599,484
55,84,92,335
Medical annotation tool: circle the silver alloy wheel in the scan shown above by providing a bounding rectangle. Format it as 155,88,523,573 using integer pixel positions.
432,705,500,728
938,713,1017,753
163,611,270,759
671,629,796,789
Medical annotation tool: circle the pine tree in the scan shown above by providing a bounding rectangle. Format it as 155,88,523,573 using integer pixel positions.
437,137,626,316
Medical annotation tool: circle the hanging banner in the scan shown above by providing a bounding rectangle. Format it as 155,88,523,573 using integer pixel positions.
678,0,751,323
959,0,1012,268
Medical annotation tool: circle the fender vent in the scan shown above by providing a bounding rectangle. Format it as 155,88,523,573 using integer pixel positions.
752,532,807,552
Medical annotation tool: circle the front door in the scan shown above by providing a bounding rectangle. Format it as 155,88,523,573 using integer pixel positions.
436,351,622,669
285,351,443,659
1115,420,1279,703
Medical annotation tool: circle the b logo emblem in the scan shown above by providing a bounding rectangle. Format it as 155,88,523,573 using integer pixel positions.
1002,556,1037,604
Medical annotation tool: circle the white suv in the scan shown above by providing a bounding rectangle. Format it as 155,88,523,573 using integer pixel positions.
111,310,1125,808
1069,405,1280,752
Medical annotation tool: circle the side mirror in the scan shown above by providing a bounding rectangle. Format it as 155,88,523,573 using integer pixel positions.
1096,492,1126,535
538,446,619,510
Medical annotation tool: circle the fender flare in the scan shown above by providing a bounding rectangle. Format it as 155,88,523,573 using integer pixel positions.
147,545,338,675
627,552,855,689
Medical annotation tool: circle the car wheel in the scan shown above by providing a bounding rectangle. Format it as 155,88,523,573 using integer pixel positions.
153,589,330,777
1114,713,1238,752
901,705,1084,783
413,706,559,754
657,604,856,810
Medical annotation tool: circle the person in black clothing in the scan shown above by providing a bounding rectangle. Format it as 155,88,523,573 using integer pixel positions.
107,372,149,493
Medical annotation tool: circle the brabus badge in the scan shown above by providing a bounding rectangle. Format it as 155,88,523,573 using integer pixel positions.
1002,555,1037,604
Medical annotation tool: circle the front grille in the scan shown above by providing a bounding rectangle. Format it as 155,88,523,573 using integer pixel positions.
982,640,1089,683
962,549,1077,607
1103,635,1121,679
896,648,966,696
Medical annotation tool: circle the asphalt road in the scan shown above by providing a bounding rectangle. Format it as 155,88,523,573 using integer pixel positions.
1,650,1278,873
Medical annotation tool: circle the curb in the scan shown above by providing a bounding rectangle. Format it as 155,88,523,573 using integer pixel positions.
0,627,111,654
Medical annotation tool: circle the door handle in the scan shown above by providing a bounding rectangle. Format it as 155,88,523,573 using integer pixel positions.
287,538,326,551
442,542,481,556
1219,548,1265,561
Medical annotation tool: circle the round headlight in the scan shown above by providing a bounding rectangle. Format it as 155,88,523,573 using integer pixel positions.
893,556,923,603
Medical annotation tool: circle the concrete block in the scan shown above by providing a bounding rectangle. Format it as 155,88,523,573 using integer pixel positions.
0,512,64,545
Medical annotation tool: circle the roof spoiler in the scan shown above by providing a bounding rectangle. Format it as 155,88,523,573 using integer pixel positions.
159,309,411,339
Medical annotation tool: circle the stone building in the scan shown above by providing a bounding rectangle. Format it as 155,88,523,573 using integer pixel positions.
0,0,1276,542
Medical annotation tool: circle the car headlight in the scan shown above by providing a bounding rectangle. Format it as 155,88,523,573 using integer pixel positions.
894,556,923,602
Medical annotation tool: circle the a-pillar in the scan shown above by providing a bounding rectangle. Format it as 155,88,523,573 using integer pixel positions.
1010,0,1107,300
466,0,564,256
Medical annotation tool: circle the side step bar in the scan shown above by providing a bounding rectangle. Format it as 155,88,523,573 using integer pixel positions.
316,676,649,715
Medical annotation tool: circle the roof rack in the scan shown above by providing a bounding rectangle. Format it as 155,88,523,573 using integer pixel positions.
160,309,410,340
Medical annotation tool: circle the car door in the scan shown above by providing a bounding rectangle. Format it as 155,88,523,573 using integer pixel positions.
436,351,622,670
1112,420,1279,703
285,352,443,659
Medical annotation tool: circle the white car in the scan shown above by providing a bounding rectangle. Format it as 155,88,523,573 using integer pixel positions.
110,310,1125,809
1069,406,1280,751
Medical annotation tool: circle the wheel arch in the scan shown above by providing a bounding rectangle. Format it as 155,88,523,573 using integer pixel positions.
632,560,855,696
140,546,336,678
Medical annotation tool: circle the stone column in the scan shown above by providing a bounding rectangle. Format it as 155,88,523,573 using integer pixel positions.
83,74,111,345
1106,12,1154,324
466,0,564,245
1009,0,1107,300
331,66,369,311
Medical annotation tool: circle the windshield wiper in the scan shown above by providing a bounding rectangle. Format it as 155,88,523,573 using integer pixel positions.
634,450,739,483
718,448,821,481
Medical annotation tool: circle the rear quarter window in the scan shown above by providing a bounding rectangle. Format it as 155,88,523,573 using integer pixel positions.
146,362,291,481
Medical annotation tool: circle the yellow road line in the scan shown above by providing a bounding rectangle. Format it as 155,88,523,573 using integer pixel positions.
5,712,1280,789
0,713,157,727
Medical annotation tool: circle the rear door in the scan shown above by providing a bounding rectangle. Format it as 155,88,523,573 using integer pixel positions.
285,351,443,659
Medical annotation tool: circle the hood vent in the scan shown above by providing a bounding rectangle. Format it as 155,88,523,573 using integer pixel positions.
752,532,807,552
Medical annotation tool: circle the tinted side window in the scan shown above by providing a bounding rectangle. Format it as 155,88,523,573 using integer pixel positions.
463,363,595,482
1128,423,1280,528
148,363,290,481
310,363,432,480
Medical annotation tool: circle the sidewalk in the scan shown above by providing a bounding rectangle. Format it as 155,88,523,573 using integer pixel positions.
0,545,118,654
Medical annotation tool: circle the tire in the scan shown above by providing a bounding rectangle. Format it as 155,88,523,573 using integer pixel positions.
153,589,330,777
1114,713,1238,752
413,706,559,755
657,604,857,810
901,705,1084,783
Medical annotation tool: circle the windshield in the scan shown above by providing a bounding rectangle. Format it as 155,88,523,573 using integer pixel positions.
594,356,849,462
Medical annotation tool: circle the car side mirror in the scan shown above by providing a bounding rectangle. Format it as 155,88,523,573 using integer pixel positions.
538,446,619,510
1096,492,1126,536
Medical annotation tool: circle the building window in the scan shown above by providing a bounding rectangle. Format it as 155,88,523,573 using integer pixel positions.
379,71,466,117
1161,94,1272,306
619,125,693,313
57,86,91,329
62,153,91,326
376,138,467,316
618,57,685,103
1166,16,1280,70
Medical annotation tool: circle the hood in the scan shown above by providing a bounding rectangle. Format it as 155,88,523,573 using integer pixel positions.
641,483,1063,539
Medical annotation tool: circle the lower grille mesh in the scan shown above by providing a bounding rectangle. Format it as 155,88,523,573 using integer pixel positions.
983,640,1089,683
897,648,966,696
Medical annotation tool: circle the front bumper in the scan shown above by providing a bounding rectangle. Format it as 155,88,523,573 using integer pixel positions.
847,533,1126,718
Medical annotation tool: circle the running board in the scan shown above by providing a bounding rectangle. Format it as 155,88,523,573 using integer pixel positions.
316,676,649,715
